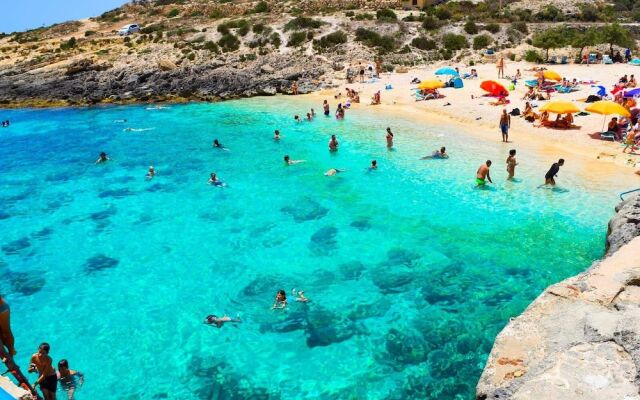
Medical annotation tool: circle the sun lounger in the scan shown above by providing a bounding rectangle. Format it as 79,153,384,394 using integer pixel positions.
589,53,597,64
600,132,616,141
560,56,568,64
548,56,557,64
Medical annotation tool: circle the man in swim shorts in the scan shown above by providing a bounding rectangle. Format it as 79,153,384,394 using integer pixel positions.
29,343,57,400
545,158,564,185
476,160,493,186
499,109,511,143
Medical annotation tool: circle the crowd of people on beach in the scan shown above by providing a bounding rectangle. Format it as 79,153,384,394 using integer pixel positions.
0,295,83,400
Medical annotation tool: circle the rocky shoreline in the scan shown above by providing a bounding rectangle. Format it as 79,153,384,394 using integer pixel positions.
476,193,640,399
0,53,335,108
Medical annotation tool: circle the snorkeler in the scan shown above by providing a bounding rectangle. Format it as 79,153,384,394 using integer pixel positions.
292,289,310,303
208,173,224,186
95,152,109,164
146,166,156,179
204,315,242,328
421,147,448,159
476,160,493,186
272,289,287,309
284,155,305,165
57,359,84,400
324,168,344,176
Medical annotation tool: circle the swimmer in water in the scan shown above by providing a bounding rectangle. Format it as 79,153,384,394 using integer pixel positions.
57,359,84,400
146,166,155,179
294,115,301,123
274,130,281,140
113,119,127,123
95,152,109,164
386,127,394,148
272,289,287,309
421,147,448,159
476,160,493,186
204,315,242,328
292,289,310,303
284,155,305,165
324,168,343,176
329,135,339,151
369,160,378,170
208,172,224,186
506,149,518,180
310,108,316,117
306,113,313,121
213,139,224,149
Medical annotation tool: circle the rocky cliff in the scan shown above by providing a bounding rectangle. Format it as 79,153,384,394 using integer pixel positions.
476,194,640,400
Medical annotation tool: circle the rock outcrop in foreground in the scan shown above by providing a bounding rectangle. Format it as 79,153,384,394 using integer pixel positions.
477,194,640,400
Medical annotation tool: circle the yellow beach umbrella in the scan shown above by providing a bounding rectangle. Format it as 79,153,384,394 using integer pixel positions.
539,100,580,114
542,70,562,81
417,80,445,90
585,100,631,132
585,100,631,117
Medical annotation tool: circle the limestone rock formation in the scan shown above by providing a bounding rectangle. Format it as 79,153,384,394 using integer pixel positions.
476,194,640,400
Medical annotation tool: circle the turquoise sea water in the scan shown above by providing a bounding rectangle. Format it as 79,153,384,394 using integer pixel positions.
0,97,629,399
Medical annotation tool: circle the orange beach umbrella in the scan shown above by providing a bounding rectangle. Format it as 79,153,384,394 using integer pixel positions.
480,80,508,96
585,100,631,132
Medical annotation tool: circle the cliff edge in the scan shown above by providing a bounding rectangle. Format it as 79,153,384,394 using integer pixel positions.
476,194,640,400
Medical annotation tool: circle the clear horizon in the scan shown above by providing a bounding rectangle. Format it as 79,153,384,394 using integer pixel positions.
2,0,129,34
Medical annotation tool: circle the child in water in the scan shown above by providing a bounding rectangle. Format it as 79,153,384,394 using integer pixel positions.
272,289,287,309
57,360,84,400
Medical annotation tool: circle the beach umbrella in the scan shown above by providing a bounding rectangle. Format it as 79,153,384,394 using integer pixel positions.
417,80,445,90
480,80,508,96
585,100,632,132
542,70,562,81
593,85,608,97
539,100,580,114
624,88,640,98
435,67,459,76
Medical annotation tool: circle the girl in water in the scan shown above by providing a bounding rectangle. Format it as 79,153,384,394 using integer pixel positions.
208,173,224,186
272,289,287,309
386,128,394,148
329,135,339,152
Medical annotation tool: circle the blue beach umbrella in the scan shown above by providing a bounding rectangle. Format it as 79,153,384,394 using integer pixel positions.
624,88,640,98
435,67,459,76
593,85,607,97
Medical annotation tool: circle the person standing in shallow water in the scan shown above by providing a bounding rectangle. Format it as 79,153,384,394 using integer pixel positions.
29,343,57,400
545,159,564,186
323,100,330,116
506,149,518,180
385,127,394,148
476,160,493,186
329,135,339,151
500,109,511,143
0,295,16,358
57,359,84,400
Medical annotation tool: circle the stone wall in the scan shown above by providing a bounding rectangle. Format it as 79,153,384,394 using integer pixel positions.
476,194,640,400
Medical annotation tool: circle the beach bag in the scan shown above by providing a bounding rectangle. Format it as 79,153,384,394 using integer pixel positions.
586,95,601,103
510,108,520,116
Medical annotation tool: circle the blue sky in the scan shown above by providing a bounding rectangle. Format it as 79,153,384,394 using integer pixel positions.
2,0,129,33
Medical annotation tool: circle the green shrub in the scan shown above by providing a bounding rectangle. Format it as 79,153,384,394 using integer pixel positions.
166,8,180,18
376,8,397,21
464,20,478,35
484,23,500,33
59,37,77,50
441,33,467,51
141,23,166,34
411,36,437,50
524,49,543,62
345,11,355,17
511,21,528,34
84,30,97,37
186,52,195,61
355,28,396,52
355,13,375,21
270,32,281,48
434,7,451,20
203,40,219,53
253,23,265,34
218,33,240,52
535,5,565,21
287,31,307,47
472,34,492,50
313,30,347,50
209,9,224,19
252,1,269,13
422,16,440,30
284,16,324,31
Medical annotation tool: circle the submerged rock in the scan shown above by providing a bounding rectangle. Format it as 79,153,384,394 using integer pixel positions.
85,254,119,273
384,328,430,368
305,307,358,347
350,218,372,231
98,188,136,199
338,261,365,280
2,237,31,255
280,198,328,223
9,271,46,296
308,225,338,255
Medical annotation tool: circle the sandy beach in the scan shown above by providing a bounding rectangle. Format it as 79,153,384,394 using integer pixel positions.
309,61,640,187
